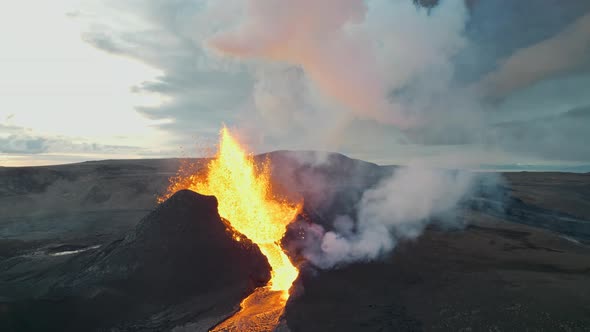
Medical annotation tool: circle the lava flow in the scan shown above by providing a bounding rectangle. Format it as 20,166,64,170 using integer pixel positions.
162,127,302,331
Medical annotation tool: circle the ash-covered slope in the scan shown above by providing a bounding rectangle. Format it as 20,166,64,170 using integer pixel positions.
0,190,270,332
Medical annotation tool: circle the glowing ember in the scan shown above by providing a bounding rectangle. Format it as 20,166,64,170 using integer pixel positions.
161,127,302,329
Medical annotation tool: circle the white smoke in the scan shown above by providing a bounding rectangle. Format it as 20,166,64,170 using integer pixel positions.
301,166,476,268
198,0,487,268
202,0,471,152
207,0,397,123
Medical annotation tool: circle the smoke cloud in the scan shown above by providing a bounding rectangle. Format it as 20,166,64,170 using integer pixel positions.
201,0,474,157
298,166,476,268
203,0,484,268
207,0,402,125
209,0,465,128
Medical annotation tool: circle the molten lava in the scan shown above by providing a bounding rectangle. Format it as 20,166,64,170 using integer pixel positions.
162,127,302,330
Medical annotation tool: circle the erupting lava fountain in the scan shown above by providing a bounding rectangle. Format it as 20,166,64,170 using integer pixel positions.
161,127,302,331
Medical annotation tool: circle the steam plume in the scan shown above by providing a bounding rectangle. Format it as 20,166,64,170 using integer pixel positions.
300,166,476,268
207,0,406,125
201,0,490,269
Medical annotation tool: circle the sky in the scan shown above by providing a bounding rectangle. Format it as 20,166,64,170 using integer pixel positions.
1,0,589,169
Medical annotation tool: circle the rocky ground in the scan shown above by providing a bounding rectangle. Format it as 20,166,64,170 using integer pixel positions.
0,152,589,331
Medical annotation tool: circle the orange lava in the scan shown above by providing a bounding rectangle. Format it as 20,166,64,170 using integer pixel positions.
210,287,287,332
161,127,302,330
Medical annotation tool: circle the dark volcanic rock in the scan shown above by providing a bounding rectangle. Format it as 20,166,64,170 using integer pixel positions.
285,263,423,332
0,190,270,332
51,190,270,300
2,154,590,331
285,215,590,331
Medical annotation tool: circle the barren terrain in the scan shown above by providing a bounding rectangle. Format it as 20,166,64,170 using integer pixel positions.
1,152,589,331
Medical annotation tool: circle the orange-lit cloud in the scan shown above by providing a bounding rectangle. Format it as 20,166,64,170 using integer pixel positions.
207,0,409,126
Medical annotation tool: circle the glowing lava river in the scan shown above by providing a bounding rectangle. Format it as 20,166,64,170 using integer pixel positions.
162,127,302,331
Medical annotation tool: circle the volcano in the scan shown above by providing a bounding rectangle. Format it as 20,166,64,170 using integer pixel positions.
1,154,590,331
0,190,270,332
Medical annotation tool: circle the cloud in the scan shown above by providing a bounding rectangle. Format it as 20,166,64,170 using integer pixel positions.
0,135,48,154
82,31,127,55
0,123,23,134
0,135,140,155
78,1,253,143
477,12,590,98
0,123,141,156
490,105,590,161
0,124,47,154
75,0,590,165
